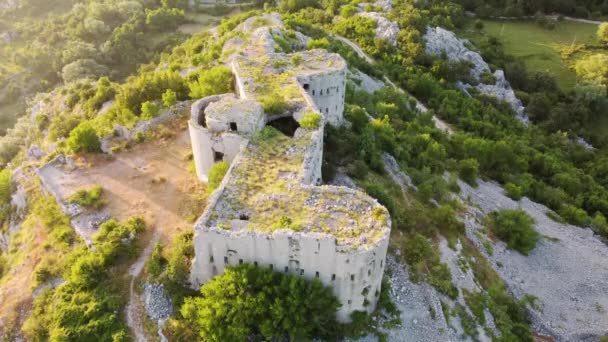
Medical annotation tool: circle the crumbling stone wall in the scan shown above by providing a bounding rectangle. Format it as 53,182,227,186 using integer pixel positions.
190,184,391,322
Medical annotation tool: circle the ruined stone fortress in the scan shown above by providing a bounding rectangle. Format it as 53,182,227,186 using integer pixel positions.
188,14,391,322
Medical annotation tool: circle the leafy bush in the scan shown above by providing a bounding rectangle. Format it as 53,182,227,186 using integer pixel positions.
504,183,523,200
66,121,101,153
67,185,105,209
93,217,145,264
141,101,160,120
488,210,539,255
176,263,340,341
401,234,457,298
458,158,479,186
188,66,233,99
147,243,165,279
558,204,591,226
299,111,321,129
0,169,12,206
208,161,229,192
260,93,289,115
162,89,178,107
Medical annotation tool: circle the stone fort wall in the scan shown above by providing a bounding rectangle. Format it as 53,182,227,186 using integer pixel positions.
188,47,390,323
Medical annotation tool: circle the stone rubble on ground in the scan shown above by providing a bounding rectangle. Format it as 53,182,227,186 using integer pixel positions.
457,180,608,341
424,27,528,124
143,283,173,321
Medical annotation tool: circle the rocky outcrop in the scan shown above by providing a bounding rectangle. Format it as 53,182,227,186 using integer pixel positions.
424,27,528,123
360,12,400,46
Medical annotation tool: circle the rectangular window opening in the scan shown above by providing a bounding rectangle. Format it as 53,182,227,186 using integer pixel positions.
315,271,320,278
331,274,336,281
284,266,289,273
229,122,237,131
351,274,355,281
239,259,243,265
213,150,224,162
209,256,214,263
224,256,228,264
300,269,304,276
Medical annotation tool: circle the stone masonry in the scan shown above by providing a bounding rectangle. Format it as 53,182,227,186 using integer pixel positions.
188,14,391,323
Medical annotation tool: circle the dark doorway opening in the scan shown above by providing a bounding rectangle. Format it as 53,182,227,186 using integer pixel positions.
229,122,237,131
267,116,300,137
214,151,224,162
198,110,207,127
303,83,310,91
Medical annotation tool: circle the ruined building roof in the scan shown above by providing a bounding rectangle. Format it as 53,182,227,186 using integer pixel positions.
193,15,389,248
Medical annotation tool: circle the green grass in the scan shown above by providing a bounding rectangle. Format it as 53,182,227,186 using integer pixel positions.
461,19,600,90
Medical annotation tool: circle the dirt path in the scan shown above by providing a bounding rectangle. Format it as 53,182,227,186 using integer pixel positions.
126,229,161,342
63,125,206,340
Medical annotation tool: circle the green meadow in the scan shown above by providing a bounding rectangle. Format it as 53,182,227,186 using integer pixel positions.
461,19,600,90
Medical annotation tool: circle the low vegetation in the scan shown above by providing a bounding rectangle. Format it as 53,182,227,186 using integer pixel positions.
208,161,229,193
67,185,105,209
487,209,539,255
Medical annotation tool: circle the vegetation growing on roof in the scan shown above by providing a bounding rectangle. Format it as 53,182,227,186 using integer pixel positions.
300,111,321,129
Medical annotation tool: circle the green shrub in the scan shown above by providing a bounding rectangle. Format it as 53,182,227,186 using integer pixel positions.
66,121,101,153
558,204,591,227
458,158,479,186
93,217,145,264
208,161,229,192
480,71,496,85
260,94,289,115
177,263,340,341
0,169,12,206
147,243,165,279
290,53,302,66
299,111,321,129
488,210,539,255
67,185,105,209
48,114,82,141
162,89,178,107
306,37,330,49
141,101,160,120
504,183,523,200
188,66,233,99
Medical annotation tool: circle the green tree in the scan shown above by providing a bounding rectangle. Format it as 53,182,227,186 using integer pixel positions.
66,121,101,153
488,210,539,255
179,263,340,341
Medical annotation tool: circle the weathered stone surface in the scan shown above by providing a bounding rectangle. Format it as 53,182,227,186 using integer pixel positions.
424,27,528,123
458,180,608,341
360,12,399,46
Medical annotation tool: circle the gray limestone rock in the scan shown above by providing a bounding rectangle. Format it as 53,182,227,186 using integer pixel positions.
424,27,528,123
143,283,173,321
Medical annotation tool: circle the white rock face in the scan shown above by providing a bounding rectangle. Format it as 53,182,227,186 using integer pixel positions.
348,68,386,94
459,180,608,341
360,12,400,46
424,27,528,123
